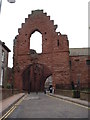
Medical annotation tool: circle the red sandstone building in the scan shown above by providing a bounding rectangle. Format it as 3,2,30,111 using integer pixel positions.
13,10,90,92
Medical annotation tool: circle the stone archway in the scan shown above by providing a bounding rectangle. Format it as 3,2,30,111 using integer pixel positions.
22,63,52,93
13,10,70,91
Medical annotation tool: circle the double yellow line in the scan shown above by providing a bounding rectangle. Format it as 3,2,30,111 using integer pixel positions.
0,95,26,120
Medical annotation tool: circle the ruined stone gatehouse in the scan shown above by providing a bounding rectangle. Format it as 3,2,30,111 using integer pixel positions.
13,10,89,92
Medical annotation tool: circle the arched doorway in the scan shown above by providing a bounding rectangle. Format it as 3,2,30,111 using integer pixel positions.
44,76,52,91
22,63,52,93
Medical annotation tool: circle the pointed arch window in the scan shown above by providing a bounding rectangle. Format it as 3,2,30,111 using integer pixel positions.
30,31,42,53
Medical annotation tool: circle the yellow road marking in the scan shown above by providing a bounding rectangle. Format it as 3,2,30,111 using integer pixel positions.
0,106,15,120
1,94,89,119
0,94,26,120
3,106,16,120
47,94,90,109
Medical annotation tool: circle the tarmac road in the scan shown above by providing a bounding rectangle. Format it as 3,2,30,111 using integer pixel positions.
7,92,88,118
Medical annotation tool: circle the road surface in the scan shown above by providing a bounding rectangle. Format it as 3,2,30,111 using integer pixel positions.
7,92,88,118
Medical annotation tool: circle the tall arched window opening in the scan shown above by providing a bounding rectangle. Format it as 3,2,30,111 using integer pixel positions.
30,31,42,53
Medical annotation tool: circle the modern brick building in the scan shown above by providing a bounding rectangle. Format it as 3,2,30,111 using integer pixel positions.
13,10,90,92
0,40,11,87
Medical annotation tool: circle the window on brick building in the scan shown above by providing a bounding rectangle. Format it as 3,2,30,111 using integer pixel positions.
86,60,90,65
57,39,59,47
2,50,5,62
75,59,79,62
0,68,4,85
69,60,72,68
30,31,42,53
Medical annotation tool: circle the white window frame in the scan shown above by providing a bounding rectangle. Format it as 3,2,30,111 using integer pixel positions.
2,50,5,62
0,68,4,85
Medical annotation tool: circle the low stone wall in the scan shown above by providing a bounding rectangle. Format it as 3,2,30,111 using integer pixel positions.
55,89,73,97
0,88,20,100
55,89,90,101
80,91,90,101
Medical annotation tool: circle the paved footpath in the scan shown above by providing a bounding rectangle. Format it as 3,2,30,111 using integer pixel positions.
49,93,90,107
5,93,89,118
0,93,25,117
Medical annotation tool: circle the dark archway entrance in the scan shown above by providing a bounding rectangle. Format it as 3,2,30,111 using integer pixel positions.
22,63,52,93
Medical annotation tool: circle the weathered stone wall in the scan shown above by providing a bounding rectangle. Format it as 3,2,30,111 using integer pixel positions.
0,88,20,100
13,10,70,91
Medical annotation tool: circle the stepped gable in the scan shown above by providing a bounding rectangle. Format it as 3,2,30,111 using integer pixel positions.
14,9,68,50
17,10,58,35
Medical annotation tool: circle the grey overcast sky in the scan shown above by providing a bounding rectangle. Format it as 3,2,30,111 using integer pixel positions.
0,0,89,67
